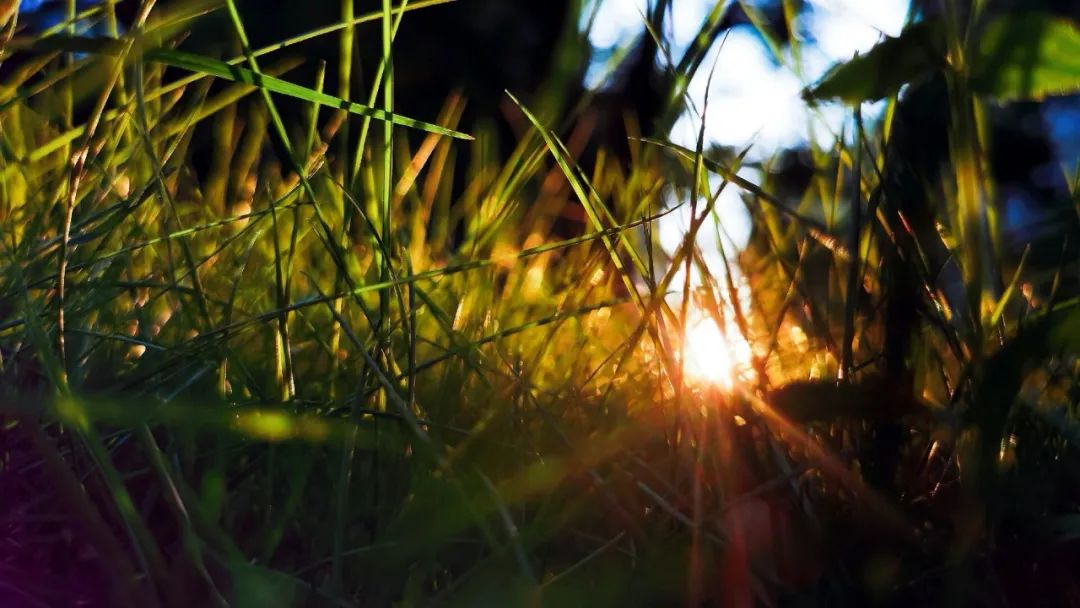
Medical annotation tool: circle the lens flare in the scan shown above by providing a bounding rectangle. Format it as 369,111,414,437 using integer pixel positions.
682,310,752,389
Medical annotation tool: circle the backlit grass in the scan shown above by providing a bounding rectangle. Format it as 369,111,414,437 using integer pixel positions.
1,1,1078,606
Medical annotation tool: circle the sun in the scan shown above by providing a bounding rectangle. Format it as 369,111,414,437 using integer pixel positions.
682,310,751,389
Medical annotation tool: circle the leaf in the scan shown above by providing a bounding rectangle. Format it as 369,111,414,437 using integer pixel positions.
145,48,473,140
988,244,1030,328
4,33,126,56
966,300,1080,430
971,13,1080,101
963,300,1080,495
803,20,946,104
1051,514,1080,543
228,560,300,608
767,378,928,424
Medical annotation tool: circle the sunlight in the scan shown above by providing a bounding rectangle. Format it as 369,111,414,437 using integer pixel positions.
682,309,752,389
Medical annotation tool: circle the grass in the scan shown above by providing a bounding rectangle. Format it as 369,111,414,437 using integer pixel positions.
1,1,1078,606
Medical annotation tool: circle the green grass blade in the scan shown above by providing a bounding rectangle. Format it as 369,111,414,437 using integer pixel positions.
144,48,472,140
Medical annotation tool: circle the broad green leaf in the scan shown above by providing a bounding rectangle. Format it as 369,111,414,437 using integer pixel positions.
145,48,473,140
971,13,1080,101
1052,514,1080,543
767,378,929,423
966,300,1080,430
229,561,300,608
963,300,1080,496
803,20,945,103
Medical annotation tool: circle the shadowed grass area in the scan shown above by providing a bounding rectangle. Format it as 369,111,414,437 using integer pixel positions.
1,1,1078,606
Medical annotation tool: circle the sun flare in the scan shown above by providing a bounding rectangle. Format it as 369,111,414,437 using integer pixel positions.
682,310,752,389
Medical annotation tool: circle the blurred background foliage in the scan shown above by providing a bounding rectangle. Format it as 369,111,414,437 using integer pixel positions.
0,0,1078,606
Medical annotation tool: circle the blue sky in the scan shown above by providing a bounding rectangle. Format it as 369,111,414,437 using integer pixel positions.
583,0,911,155
581,0,912,282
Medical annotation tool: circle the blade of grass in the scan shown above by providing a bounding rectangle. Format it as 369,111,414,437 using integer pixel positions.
144,48,471,140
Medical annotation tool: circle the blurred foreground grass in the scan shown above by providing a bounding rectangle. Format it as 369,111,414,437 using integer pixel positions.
1,1,1079,606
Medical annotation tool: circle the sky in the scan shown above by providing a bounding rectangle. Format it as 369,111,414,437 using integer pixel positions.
584,0,910,154
581,0,912,284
